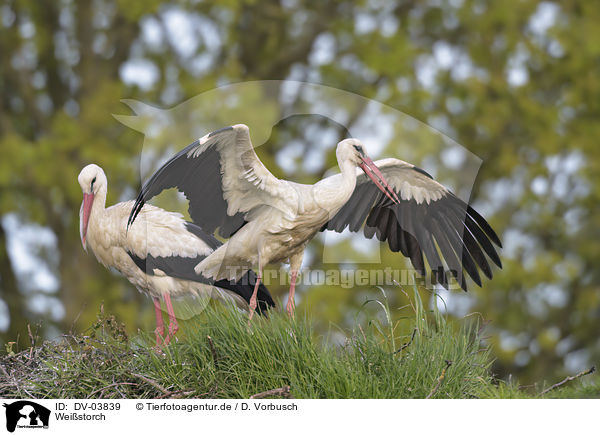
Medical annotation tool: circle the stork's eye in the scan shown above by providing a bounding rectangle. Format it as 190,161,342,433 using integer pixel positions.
91,177,96,188
353,145,364,154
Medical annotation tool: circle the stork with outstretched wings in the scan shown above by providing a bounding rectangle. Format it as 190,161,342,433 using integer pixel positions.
128,124,502,319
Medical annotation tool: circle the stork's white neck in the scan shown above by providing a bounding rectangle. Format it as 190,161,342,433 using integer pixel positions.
94,185,107,210
338,157,359,198
313,157,358,216
87,185,108,234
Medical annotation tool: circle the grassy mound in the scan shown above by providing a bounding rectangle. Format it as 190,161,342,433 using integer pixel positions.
0,288,596,399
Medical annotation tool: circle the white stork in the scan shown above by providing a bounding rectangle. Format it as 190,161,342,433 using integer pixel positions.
128,124,502,319
78,163,275,346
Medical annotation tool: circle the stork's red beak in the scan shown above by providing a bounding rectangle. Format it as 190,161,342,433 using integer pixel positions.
80,193,94,248
359,156,400,204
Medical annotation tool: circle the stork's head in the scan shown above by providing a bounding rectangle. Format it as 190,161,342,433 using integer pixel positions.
336,138,368,166
336,139,400,204
77,164,107,249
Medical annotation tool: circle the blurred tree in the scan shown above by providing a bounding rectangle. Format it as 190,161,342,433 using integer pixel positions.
0,0,150,342
0,0,598,384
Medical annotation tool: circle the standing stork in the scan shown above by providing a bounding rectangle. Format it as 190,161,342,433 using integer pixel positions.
128,124,502,319
78,164,275,346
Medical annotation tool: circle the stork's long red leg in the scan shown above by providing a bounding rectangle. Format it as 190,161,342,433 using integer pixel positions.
153,297,165,347
162,293,179,345
248,272,262,324
286,251,303,318
286,271,298,317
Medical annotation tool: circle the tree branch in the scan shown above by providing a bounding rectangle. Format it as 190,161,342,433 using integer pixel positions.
426,360,453,399
539,366,595,397
130,373,170,395
395,328,418,354
250,385,294,399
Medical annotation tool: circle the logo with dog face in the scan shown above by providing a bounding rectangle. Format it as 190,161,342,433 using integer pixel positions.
2,401,50,432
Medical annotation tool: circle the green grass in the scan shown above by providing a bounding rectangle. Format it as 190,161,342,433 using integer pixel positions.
0,287,597,399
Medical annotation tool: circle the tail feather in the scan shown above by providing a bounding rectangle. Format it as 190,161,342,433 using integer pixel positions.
185,222,274,314
214,269,275,315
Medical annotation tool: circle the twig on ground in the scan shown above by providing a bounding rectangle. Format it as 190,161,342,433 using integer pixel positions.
157,390,196,399
250,385,294,399
86,382,136,399
207,335,218,366
131,373,170,396
426,360,453,399
115,382,127,399
539,366,595,396
395,328,418,354
21,388,36,399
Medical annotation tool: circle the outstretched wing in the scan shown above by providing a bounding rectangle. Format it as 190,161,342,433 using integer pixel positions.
128,124,293,238
322,158,502,290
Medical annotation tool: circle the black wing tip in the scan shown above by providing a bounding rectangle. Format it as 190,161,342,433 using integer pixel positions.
127,200,144,229
447,269,469,292
127,186,150,228
184,222,221,250
127,136,205,229
466,205,503,247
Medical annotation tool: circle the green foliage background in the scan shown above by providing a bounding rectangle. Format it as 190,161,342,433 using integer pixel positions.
0,0,598,385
